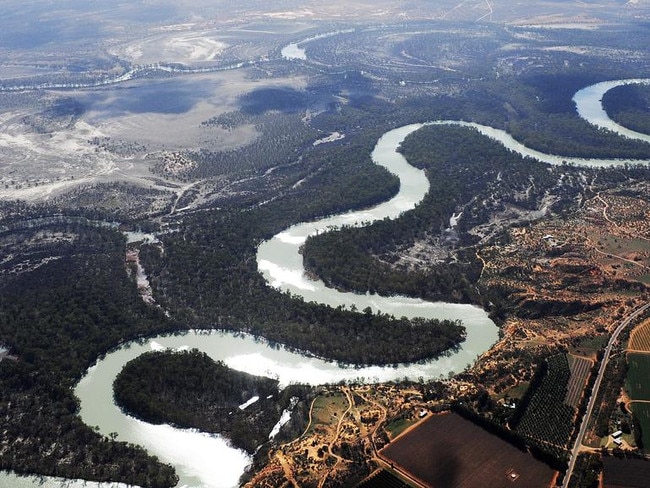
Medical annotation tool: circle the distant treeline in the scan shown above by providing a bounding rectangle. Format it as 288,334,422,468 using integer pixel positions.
602,83,650,135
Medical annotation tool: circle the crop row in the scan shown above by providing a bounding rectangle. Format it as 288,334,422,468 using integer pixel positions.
626,352,650,400
565,355,592,408
515,354,575,448
629,319,650,352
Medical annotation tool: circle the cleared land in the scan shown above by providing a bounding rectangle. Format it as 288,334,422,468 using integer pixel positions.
305,390,350,437
380,412,556,488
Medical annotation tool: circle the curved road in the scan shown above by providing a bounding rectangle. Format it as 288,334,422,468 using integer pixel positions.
563,302,650,488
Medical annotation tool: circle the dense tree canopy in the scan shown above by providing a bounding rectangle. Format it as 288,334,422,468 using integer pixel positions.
114,349,312,454
0,224,178,487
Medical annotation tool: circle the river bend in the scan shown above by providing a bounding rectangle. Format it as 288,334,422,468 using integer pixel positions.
3,78,650,488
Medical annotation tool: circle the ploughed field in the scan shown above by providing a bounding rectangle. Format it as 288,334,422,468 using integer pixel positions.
379,412,556,488
602,456,650,488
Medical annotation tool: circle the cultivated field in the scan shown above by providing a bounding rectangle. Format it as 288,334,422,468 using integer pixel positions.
566,354,592,408
625,353,650,401
629,319,650,352
602,455,650,488
380,412,556,488
515,354,574,449
629,402,650,449
357,469,410,488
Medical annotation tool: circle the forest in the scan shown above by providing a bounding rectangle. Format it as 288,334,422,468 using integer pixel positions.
2,26,650,485
602,83,650,135
113,349,312,454
302,123,570,305
140,202,465,365
0,223,179,487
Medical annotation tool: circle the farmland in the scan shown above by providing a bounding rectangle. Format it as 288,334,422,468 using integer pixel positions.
513,354,575,451
629,402,650,449
380,412,556,488
625,353,650,401
625,328,650,450
602,456,650,488
566,355,593,409
357,469,410,488
629,319,650,352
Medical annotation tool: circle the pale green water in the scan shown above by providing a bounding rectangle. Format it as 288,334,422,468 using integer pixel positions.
3,78,649,488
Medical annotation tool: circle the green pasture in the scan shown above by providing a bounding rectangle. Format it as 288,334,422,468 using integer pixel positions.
626,353,650,400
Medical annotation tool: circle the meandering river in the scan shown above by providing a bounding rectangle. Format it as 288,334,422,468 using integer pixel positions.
2,78,650,488
74,122,500,488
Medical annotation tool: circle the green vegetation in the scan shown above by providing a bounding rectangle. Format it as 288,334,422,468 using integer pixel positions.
602,83,650,135
384,417,417,440
0,223,178,487
113,350,311,453
140,128,466,366
142,215,464,365
307,391,350,436
590,354,628,441
626,353,650,400
189,111,319,179
507,112,650,159
629,403,650,449
510,354,574,454
568,334,607,358
626,352,650,449
501,382,530,401
506,69,650,159
567,453,602,488
302,123,563,304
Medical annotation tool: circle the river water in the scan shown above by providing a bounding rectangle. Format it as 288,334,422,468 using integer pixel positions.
73,122,499,488
2,78,650,487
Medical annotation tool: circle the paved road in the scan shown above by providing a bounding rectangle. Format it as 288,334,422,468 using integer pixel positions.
562,302,650,488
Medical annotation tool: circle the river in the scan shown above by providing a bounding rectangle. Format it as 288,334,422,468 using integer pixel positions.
73,122,499,488
2,78,649,487
280,30,356,61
